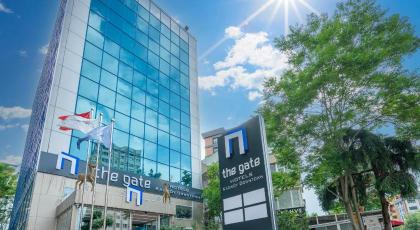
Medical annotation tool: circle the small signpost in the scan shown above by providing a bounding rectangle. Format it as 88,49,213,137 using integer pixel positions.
217,116,277,230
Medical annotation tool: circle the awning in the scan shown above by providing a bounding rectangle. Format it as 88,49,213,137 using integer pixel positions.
391,219,404,227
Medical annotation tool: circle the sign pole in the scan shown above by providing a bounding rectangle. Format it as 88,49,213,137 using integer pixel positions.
89,113,102,230
78,108,94,230
102,119,115,229
258,115,278,229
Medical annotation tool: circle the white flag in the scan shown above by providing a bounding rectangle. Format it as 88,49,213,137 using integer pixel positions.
77,125,112,149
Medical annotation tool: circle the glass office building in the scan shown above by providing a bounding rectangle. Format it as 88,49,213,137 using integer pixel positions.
9,0,202,229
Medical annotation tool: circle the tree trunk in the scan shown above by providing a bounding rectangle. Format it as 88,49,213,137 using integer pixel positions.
349,174,365,230
379,192,392,230
339,176,361,230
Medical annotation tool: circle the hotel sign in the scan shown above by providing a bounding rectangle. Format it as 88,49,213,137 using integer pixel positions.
38,152,202,202
217,116,277,230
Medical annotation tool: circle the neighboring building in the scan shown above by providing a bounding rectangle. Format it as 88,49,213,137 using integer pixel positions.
201,127,305,211
392,193,420,221
308,211,382,230
10,0,202,229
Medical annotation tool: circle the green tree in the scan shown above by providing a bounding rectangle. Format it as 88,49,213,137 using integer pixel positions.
261,0,419,229
345,129,419,230
276,210,308,230
81,209,113,230
0,163,17,229
400,212,420,230
202,163,221,228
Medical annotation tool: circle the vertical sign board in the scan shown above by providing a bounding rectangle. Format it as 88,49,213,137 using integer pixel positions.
217,116,277,230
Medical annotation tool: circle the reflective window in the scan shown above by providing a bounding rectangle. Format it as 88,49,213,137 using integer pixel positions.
145,108,158,127
170,167,180,183
113,130,129,149
181,140,190,155
158,163,169,181
170,136,180,152
181,154,191,171
104,39,120,58
158,130,170,147
133,71,147,91
157,146,169,165
79,77,98,101
131,102,145,121
86,26,104,48
144,159,157,177
81,60,100,82
117,78,132,98
115,94,131,115
96,104,114,124
158,114,169,132
115,112,130,132
98,86,116,109
84,42,103,66
145,125,157,143
76,96,96,115
118,62,133,83
170,120,180,137
147,78,159,96
146,94,158,111
120,48,134,66
130,119,144,138
144,140,157,160
129,136,143,158
132,87,146,105
170,150,180,168
102,52,119,75
100,69,117,91
159,101,169,117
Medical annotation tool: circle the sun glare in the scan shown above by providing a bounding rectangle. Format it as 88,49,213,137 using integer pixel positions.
199,0,320,60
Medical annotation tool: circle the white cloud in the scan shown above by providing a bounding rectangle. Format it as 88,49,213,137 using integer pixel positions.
0,123,19,131
18,50,28,57
198,27,288,101
0,1,13,14
0,154,22,166
20,124,29,132
225,26,243,38
248,91,263,101
39,43,49,55
0,123,29,131
0,106,32,120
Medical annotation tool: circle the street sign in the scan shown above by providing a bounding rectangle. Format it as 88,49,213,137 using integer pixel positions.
217,116,277,230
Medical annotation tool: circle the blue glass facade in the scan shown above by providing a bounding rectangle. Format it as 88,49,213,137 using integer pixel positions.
69,0,193,186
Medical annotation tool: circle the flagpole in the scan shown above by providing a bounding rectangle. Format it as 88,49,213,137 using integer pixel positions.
78,108,94,230
102,119,115,230
89,113,102,230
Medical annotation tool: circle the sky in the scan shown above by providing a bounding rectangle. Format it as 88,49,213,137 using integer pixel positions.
0,0,419,215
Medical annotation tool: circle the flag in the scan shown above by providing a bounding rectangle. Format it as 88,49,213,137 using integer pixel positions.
77,125,112,149
58,112,98,133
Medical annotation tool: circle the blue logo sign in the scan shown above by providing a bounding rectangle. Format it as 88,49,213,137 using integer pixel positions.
224,128,248,158
55,152,80,175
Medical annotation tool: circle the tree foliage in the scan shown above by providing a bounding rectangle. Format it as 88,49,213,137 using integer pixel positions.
399,212,420,230
81,209,113,230
276,210,308,230
0,163,17,228
202,163,221,223
261,0,419,229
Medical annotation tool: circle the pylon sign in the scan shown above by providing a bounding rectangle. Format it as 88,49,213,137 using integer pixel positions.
217,116,277,230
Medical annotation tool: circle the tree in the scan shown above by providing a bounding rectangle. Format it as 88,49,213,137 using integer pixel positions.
201,163,221,228
0,163,17,229
261,0,419,229
345,129,419,230
276,209,308,230
400,212,420,230
81,209,113,230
